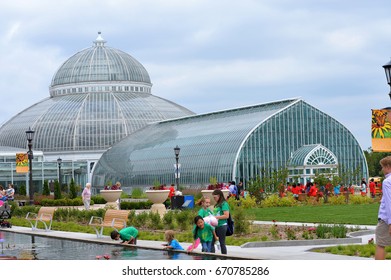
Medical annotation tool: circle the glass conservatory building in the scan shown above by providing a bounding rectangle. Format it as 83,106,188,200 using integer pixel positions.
92,98,368,189
0,33,194,192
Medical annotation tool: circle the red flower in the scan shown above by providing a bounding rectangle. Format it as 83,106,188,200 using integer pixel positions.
104,184,120,190
207,183,224,190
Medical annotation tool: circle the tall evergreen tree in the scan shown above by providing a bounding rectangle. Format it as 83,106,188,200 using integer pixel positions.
42,180,50,196
54,179,62,200
69,178,77,199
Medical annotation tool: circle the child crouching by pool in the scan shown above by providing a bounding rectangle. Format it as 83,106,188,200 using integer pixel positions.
188,215,218,253
162,230,184,250
111,226,138,245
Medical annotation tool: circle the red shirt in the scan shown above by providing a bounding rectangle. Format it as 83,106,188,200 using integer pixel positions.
292,187,300,195
308,186,317,197
169,186,175,197
369,182,376,194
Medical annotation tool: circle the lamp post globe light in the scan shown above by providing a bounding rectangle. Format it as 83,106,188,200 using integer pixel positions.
25,127,35,205
57,157,62,187
174,145,180,190
382,59,391,100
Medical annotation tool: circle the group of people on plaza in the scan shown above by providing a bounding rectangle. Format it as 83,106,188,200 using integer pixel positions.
214,180,245,200
107,189,231,255
279,178,380,201
0,184,15,203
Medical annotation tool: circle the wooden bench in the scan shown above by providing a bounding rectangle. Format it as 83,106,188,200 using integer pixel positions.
89,209,130,238
25,207,56,231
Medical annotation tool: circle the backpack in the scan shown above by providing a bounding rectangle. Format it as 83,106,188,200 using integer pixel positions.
226,213,234,236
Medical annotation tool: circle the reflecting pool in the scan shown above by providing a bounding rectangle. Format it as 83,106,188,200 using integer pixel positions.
0,231,225,260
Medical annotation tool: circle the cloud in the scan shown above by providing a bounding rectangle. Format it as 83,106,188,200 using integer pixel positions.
0,0,390,152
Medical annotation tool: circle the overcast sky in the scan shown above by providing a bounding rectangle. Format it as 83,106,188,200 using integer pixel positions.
1,0,391,150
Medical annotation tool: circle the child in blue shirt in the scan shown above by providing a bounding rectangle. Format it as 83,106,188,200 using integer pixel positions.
163,230,184,250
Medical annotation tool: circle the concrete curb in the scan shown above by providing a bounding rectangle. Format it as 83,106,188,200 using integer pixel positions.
241,237,362,248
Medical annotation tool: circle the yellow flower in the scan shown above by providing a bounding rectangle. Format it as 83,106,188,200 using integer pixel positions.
372,109,391,138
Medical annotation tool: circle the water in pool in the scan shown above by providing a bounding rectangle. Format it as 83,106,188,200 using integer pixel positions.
0,231,225,260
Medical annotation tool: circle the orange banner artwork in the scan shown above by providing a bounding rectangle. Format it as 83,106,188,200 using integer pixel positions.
372,109,391,152
16,153,29,173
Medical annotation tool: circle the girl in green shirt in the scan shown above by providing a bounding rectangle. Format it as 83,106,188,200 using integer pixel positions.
189,215,218,253
197,196,213,218
212,189,230,254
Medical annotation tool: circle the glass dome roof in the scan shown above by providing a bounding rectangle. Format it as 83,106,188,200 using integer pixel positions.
50,33,151,96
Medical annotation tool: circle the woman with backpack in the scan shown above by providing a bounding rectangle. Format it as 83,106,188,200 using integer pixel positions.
212,189,230,254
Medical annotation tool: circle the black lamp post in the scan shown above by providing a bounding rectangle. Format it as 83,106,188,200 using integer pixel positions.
382,59,391,100
57,157,62,187
25,127,35,205
174,145,180,190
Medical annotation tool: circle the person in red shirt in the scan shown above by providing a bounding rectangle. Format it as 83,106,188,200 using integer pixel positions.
369,179,376,198
291,183,300,199
168,184,175,198
308,183,317,197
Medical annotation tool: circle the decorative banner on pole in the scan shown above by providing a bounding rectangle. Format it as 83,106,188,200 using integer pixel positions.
16,153,29,173
372,109,391,152
174,163,181,178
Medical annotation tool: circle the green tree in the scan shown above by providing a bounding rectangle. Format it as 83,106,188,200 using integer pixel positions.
313,173,328,188
54,179,62,200
19,184,27,196
69,178,77,199
42,180,50,196
364,148,391,177
247,167,288,203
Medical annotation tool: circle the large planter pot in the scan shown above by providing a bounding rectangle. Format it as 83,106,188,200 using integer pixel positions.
100,189,122,209
201,189,230,208
145,190,170,216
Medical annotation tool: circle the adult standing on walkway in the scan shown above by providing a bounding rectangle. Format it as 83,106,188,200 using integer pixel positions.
212,189,230,254
82,182,92,210
361,178,368,196
369,178,376,198
375,156,391,260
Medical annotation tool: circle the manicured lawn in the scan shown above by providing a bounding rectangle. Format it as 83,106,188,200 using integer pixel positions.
246,203,379,225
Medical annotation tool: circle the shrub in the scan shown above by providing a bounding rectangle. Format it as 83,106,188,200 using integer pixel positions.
240,195,257,209
120,201,153,210
148,211,163,230
91,195,106,204
175,210,193,231
42,180,50,196
134,211,149,228
261,194,296,208
328,195,346,205
315,224,347,239
232,207,251,235
162,210,176,229
226,196,239,210
69,178,77,199
284,226,296,240
40,197,84,207
350,195,375,205
331,224,347,238
19,184,27,196
54,180,62,200
130,188,145,199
